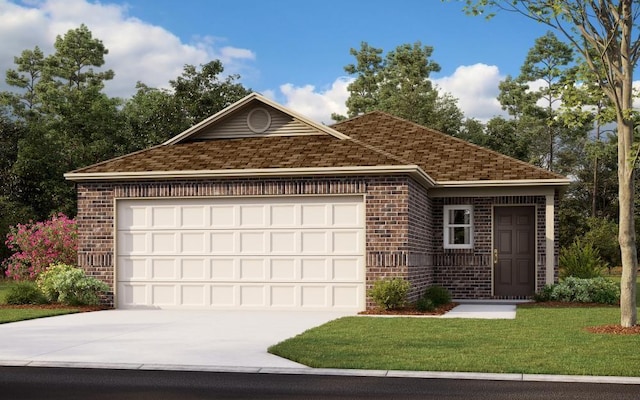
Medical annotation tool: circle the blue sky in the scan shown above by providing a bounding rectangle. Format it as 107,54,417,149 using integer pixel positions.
1,0,554,122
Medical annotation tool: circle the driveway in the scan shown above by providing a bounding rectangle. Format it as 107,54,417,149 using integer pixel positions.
0,310,352,369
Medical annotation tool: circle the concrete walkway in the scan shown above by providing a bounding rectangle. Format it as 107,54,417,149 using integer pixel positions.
442,303,517,319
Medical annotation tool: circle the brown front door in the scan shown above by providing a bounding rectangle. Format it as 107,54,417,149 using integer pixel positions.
494,206,536,297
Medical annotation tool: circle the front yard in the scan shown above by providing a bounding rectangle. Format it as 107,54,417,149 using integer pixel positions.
269,306,640,377
0,280,84,323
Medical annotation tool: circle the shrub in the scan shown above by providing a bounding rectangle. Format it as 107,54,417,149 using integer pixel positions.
3,214,77,280
416,297,435,312
423,285,451,307
369,278,410,310
582,217,620,271
559,239,606,279
36,263,109,306
5,281,48,305
537,277,620,305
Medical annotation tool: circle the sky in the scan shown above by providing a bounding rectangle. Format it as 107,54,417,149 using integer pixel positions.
1,0,558,123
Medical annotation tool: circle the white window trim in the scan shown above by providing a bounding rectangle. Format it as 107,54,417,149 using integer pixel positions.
443,205,474,249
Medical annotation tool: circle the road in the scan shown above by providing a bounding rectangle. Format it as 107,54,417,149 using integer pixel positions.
0,366,637,400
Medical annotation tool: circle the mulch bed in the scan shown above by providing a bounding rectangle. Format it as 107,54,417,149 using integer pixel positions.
358,302,457,316
585,325,640,335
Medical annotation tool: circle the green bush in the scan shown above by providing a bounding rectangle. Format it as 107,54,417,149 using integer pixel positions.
415,297,435,312
369,278,410,310
5,281,48,305
559,239,606,279
36,263,110,306
423,285,451,307
582,217,620,270
535,277,619,305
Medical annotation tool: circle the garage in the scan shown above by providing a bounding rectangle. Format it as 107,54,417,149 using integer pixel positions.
116,196,365,310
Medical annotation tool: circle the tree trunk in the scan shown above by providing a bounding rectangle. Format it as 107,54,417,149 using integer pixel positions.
618,118,638,328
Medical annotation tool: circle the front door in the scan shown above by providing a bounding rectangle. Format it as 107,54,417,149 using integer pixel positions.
494,206,536,297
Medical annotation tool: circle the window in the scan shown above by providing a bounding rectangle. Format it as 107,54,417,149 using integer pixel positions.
443,205,473,249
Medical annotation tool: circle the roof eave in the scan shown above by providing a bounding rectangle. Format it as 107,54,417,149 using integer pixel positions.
64,165,437,187
435,179,571,188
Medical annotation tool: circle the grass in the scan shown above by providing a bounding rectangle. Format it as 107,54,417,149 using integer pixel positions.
0,279,84,324
269,306,640,377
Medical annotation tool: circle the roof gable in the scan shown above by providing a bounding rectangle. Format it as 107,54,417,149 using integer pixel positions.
165,92,349,144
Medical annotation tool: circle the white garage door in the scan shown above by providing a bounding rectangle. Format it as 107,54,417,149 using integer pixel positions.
116,196,365,310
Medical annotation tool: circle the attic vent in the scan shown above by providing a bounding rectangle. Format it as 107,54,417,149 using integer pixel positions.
247,107,272,133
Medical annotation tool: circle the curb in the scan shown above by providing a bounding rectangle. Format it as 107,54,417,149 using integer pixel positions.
1,360,639,385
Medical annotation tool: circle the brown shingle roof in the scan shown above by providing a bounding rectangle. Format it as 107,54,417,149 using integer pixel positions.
70,109,565,184
74,135,406,174
331,111,564,182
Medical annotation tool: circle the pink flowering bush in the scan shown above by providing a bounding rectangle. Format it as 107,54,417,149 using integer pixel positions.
3,213,78,280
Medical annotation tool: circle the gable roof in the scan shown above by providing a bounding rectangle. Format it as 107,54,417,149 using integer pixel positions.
65,92,568,188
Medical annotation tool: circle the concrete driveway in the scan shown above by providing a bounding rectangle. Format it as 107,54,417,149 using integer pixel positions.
0,310,352,369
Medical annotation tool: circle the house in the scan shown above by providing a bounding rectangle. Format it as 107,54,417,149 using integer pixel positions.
65,92,569,311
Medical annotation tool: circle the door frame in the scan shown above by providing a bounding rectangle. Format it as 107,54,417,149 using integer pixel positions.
491,204,538,297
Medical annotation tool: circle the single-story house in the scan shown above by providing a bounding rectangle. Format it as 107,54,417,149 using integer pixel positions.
65,92,569,311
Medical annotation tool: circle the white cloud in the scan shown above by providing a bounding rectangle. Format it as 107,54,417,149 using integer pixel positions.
432,63,506,122
278,77,352,124
0,0,256,98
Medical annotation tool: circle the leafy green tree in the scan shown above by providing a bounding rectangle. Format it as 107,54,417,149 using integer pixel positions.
170,60,250,127
2,25,123,218
336,41,464,135
464,0,640,327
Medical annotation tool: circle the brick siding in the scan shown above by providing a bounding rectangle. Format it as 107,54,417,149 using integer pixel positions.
76,176,558,308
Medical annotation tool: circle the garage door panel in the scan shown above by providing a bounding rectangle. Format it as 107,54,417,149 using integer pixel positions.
301,258,328,280
332,231,361,253
152,284,177,306
118,258,147,280
239,259,266,280
332,258,362,281
270,259,296,280
180,206,207,228
117,196,364,310
211,258,236,279
151,206,177,228
270,204,296,226
211,232,235,252
180,259,207,279
211,205,235,227
239,232,265,253
151,232,176,253
240,205,266,227
300,231,327,253
270,231,296,252
180,232,207,253
332,203,361,226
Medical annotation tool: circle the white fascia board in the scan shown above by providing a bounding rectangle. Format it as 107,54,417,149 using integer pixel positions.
435,179,570,188
163,92,349,145
64,165,437,186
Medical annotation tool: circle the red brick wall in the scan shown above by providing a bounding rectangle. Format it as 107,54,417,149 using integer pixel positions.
76,176,558,308
76,176,426,309
432,194,558,299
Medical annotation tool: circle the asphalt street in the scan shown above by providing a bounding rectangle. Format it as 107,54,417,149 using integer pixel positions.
0,366,638,400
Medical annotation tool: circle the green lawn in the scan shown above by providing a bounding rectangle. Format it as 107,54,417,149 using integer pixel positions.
269,307,640,377
0,279,82,323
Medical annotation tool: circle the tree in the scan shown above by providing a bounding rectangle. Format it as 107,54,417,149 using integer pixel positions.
122,61,251,152
464,0,640,327
519,32,575,171
336,41,465,135
2,25,124,219
170,60,250,127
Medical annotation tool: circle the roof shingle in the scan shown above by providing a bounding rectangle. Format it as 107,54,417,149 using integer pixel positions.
70,109,565,184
